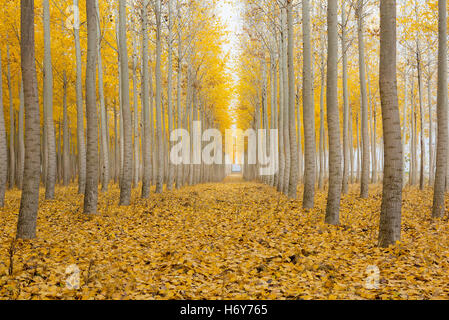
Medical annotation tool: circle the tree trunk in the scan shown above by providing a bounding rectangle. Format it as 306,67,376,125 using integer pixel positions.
141,0,152,198
16,0,41,239
96,0,109,192
356,114,361,182
17,80,25,189
83,0,99,214
63,72,70,186
74,0,86,194
176,0,183,189
119,0,133,205
6,44,15,189
378,0,403,247
155,0,164,193
132,37,139,188
318,9,325,190
302,0,315,207
428,73,434,186
325,0,342,225
281,7,290,195
432,0,447,218
366,61,377,184
402,66,407,186
278,32,285,193
0,50,7,206
262,60,269,185
366,63,377,184
416,49,425,190
167,0,175,190
114,105,120,183
342,0,350,194
357,0,370,199
43,0,56,199
349,103,354,183
270,52,278,188
372,103,377,183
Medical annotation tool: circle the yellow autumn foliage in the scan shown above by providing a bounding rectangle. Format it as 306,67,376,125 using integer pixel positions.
1,179,449,300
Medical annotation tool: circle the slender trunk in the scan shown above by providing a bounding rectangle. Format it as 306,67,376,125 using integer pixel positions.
428,74,434,186
262,60,269,185
432,0,447,218
150,57,156,186
411,75,417,185
132,37,139,188
0,50,7,206
43,0,56,199
96,0,109,192
357,0,370,198
325,0,342,225
319,70,325,190
373,103,377,183
278,36,285,192
367,63,377,183
356,114,361,182
63,72,70,186
17,80,25,189
417,49,425,190
192,87,200,185
302,0,316,207
74,0,86,194
318,9,325,190
83,0,99,214
141,0,151,198
378,0,403,247
296,84,302,183
402,67,408,186
116,15,124,184
16,0,41,239
114,106,120,183
176,0,183,189
57,118,61,184
349,104,354,183
282,7,290,195
119,0,132,204
155,0,164,193
271,53,278,188
6,44,15,189
167,0,174,190
342,0,350,194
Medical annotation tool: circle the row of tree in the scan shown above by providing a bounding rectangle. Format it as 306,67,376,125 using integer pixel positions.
0,0,232,238
237,0,447,247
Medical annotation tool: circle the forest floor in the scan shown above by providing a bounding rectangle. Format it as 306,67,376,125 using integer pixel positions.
1,176,449,300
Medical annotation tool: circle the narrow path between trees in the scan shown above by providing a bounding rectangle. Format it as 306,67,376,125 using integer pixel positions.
1,182,449,299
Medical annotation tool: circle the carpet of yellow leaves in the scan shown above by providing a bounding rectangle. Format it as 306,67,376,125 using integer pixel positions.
1,177,449,300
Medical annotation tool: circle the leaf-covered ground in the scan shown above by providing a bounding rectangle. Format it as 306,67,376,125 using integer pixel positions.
1,176,449,300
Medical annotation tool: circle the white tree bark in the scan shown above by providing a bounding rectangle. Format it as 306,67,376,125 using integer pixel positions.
302,0,316,207
155,0,164,193
141,0,152,198
0,49,7,206
325,0,342,225
84,0,99,214
118,0,133,204
96,0,109,192
357,0,370,198
74,0,86,194
16,0,41,238
378,0,403,246
432,0,447,218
